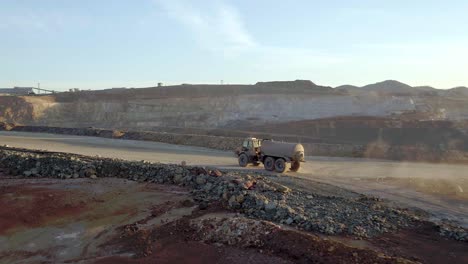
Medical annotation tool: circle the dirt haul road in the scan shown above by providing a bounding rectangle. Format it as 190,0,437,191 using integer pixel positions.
1,131,467,228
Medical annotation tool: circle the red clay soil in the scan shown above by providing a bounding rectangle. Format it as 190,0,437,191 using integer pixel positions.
2,174,467,264
96,201,468,264
96,221,468,264
96,203,291,263
96,216,292,264
372,223,468,264
132,199,196,226
95,241,291,264
261,231,392,264
96,204,412,264
0,184,87,235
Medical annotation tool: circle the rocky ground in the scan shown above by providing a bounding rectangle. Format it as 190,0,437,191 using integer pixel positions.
1,146,468,263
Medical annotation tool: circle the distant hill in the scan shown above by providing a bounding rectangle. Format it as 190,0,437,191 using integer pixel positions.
255,80,336,94
335,85,359,90
335,85,361,95
446,86,468,97
335,80,466,96
413,86,437,92
361,80,414,94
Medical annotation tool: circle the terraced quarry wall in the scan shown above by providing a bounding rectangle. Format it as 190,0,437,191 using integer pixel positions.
2,83,468,131
0,84,424,128
1,82,468,161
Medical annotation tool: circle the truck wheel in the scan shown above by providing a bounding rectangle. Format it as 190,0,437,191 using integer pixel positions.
264,157,275,171
274,158,286,173
238,153,249,167
290,161,300,172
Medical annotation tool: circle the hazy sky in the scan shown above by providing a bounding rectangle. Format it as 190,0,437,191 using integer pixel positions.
1,0,468,90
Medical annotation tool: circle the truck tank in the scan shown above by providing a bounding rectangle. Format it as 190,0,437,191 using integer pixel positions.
261,140,305,160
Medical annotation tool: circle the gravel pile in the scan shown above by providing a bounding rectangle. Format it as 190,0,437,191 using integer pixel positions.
438,223,468,241
191,217,279,247
194,172,420,238
0,146,466,241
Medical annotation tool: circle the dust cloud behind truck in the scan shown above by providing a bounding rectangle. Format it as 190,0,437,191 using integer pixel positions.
235,138,305,173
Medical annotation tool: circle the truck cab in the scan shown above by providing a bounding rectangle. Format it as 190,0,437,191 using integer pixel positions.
241,138,262,152
236,138,262,167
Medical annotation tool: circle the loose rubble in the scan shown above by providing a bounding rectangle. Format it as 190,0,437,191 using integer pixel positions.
191,217,280,247
438,222,468,242
0,146,466,242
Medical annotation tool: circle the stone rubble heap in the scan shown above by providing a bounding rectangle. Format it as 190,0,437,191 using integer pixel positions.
0,146,466,241
191,217,279,247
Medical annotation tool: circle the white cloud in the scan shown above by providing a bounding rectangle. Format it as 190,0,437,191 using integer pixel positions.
154,0,346,68
155,0,256,56
216,4,256,48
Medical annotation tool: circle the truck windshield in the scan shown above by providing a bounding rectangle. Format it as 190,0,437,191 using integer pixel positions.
253,140,261,148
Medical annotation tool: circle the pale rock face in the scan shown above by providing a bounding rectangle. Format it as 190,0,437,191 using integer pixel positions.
0,94,418,127
2,82,468,129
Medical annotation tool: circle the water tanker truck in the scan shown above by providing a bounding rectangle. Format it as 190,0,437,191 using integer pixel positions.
235,138,305,173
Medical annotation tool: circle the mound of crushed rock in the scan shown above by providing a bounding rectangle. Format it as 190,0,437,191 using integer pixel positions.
0,146,466,241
